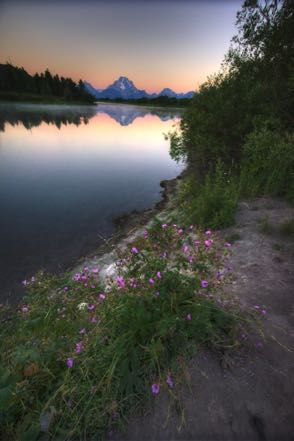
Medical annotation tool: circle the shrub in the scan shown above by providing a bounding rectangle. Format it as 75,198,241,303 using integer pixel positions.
0,222,239,440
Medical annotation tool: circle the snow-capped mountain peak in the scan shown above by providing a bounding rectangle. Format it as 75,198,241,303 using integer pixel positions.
83,76,194,100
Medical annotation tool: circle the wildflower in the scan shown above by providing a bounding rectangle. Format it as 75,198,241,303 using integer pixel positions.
92,268,99,274
22,280,28,286
189,225,193,230
21,306,29,313
205,230,212,236
155,291,160,297
162,251,168,258
79,328,86,334
166,375,174,388
204,239,213,248
186,313,192,321
187,255,193,263
194,240,200,246
178,228,183,235
156,271,161,279
149,278,155,285
131,246,139,254
66,358,74,369
73,273,81,282
84,267,89,272
90,316,98,323
77,302,87,310
225,242,232,248
254,305,260,310
162,223,168,229
91,284,96,289
261,309,267,315
88,304,95,311
64,286,68,291
201,280,208,288
151,383,160,395
216,271,223,279
99,293,106,300
116,276,125,288
183,244,189,253
143,230,148,239
75,342,82,354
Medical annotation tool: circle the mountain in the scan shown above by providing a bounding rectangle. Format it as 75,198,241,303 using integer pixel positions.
83,76,194,100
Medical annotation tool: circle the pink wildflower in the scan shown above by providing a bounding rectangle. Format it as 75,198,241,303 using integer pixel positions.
88,304,95,311
151,383,160,395
166,375,174,388
178,228,183,235
99,293,106,300
79,328,86,334
131,246,139,254
22,280,28,286
225,242,232,248
22,306,29,313
186,313,192,321
90,316,98,323
149,278,155,285
66,358,74,369
204,239,213,248
201,280,208,288
117,276,125,289
162,223,168,229
205,230,212,236
187,255,193,263
156,271,161,279
75,342,83,354
183,244,189,253
92,268,99,274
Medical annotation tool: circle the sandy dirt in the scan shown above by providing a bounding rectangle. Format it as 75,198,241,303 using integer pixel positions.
114,198,294,441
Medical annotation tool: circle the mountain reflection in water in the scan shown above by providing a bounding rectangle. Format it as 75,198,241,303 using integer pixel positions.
0,102,182,131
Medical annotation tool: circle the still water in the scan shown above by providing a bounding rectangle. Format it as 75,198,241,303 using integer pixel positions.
0,102,183,302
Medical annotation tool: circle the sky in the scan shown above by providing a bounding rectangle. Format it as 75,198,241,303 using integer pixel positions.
0,0,243,93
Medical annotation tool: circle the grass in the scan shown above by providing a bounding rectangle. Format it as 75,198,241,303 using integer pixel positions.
0,220,242,440
259,215,273,235
279,218,294,237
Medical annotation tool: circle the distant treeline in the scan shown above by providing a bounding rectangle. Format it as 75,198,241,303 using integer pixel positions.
0,63,95,104
98,96,192,107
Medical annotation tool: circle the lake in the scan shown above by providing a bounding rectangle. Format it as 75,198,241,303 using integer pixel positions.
0,102,184,303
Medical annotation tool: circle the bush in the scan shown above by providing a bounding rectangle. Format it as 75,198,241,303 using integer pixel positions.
240,125,294,203
0,222,239,440
179,161,239,229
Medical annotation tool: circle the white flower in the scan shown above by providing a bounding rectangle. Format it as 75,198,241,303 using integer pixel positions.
77,302,87,310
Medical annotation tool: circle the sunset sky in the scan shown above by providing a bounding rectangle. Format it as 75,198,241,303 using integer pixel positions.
0,0,243,93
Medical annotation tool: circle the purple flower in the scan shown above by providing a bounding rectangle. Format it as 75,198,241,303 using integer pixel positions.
186,313,192,321
143,230,149,239
205,230,212,236
91,284,96,289
178,228,183,235
22,280,28,286
117,276,125,289
79,328,86,335
201,280,208,288
261,309,267,315
254,305,260,310
99,293,106,301
155,291,160,297
84,267,89,272
204,239,213,248
225,242,232,248
73,273,81,282
189,225,194,230
183,244,189,253
156,271,161,279
187,255,193,264
67,358,74,369
131,246,139,254
151,383,160,395
149,278,155,285
194,240,200,246
21,306,29,313
64,286,68,291
90,316,98,323
88,304,95,311
75,342,83,354
166,375,174,388
162,223,168,229
92,268,99,274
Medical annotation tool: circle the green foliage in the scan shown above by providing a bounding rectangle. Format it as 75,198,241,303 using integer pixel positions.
240,125,294,202
179,162,239,229
279,218,294,236
0,223,240,440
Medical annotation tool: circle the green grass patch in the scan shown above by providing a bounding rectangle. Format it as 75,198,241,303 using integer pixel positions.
0,220,240,440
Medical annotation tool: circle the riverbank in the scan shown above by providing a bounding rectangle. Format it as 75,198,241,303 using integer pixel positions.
114,197,294,440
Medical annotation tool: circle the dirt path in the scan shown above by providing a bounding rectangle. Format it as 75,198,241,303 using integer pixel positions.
115,198,294,441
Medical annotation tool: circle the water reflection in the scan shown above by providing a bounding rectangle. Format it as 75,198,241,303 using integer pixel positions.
0,102,182,131
0,102,183,304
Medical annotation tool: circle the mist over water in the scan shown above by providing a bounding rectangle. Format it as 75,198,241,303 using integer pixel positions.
0,103,184,303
